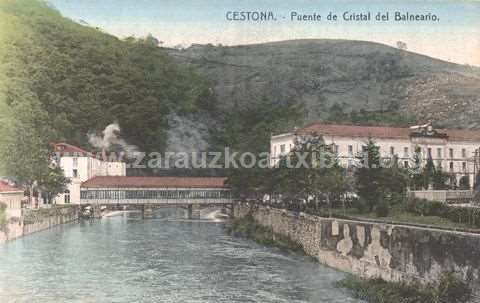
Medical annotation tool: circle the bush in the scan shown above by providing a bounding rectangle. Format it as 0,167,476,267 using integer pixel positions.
386,192,405,206
355,198,369,213
375,200,390,217
337,273,471,303
436,272,471,303
336,276,435,303
405,197,480,228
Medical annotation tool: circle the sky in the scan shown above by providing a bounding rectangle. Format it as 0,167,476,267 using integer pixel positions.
49,0,480,66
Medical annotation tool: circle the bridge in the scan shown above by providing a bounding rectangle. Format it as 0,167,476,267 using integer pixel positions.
80,176,234,218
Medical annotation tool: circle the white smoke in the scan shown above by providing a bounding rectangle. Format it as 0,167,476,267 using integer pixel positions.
88,122,138,154
166,113,209,153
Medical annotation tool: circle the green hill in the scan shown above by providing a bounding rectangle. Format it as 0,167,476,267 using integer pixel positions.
166,40,480,131
0,0,216,155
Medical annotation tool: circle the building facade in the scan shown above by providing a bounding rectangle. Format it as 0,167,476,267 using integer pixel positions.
53,143,127,204
270,123,480,189
0,181,24,217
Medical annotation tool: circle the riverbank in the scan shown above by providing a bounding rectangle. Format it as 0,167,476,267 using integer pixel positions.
0,205,79,243
227,214,304,253
233,203,480,302
228,214,471,302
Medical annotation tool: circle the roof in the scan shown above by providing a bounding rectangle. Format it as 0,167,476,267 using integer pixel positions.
81,176,229,189
293,123,480,142
53,143,126,162
0,181,23,193
53,143,93,157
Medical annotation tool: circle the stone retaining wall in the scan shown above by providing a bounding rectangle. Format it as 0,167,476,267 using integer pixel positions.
0,206,79,243
234,203,480,300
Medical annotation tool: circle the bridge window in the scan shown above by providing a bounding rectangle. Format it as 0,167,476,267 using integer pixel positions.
80,188,232,201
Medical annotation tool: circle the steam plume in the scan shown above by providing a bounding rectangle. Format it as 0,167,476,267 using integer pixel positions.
88,122,138,154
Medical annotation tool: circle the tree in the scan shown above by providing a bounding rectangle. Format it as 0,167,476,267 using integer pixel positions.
396,41,408,51
355,139,408,214
226,167,271,200
409,146,424,190
459,175,470,190
272,134,348,211
419,156,451,190
432,164,450,190
38,166,70,204
316,165,349,215
273,135,326,205
0,99,54,206
355,139,382,212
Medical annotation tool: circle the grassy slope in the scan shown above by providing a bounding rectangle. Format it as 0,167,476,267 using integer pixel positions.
332,206,474,230
0,0,215,154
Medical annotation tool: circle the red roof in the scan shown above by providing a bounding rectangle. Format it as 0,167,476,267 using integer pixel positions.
53,143,93,157
81,176,228,189
0,181,22,193
294,123,480,142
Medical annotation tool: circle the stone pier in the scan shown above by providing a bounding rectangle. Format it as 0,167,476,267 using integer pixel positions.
187,204,201,219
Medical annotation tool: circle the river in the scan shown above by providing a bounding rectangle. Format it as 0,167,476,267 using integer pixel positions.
0,208,363,303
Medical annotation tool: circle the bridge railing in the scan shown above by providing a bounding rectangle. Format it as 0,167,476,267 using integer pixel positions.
80,198,234,205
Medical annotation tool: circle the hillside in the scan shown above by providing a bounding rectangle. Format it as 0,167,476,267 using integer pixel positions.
166,40,480,130
0,0,216,156
1,0,480,165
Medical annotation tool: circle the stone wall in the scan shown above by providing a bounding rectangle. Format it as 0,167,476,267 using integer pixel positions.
234,204,480,300
0,206,79,243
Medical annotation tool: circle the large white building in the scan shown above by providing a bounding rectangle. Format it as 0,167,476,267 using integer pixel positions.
53,143,126,204
270,123,480,189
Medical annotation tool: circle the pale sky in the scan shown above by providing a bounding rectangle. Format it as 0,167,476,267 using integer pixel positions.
49,0,480,66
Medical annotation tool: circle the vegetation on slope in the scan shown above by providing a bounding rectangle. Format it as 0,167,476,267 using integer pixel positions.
337,274,471,303
0,0,214,155
168,40,480,131
0,0,302,161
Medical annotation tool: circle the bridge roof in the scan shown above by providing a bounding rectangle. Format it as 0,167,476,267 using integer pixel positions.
81,176,228,189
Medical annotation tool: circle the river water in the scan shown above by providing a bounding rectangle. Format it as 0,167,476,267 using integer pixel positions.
0,209,362,303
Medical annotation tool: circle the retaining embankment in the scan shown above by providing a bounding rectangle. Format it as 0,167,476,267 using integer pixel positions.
234,203,480,300
0,206,79,243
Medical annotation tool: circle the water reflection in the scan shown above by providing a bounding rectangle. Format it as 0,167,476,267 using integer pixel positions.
0,208,362,303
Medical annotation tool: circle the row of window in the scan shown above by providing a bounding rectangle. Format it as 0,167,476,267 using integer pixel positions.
349,146,469,159
400,160,468,171
80,189,232,200
274,143,470,159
